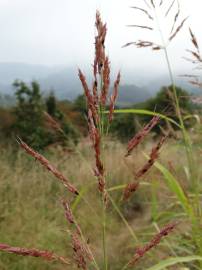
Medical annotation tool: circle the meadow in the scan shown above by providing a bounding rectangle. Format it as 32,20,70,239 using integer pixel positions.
1,1,202,270
1,136,201,270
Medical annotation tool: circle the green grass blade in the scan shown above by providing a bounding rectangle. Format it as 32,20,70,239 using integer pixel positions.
146,255,202,270
154,161,194,218
108,193,139,243
111,109,181,128
107,182,150,192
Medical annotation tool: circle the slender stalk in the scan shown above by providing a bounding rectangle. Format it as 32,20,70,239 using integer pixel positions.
108,193,139,243
73,218,100,270
102,196,108,270
153,7,202,265
99,71,108,270
153,7,195,188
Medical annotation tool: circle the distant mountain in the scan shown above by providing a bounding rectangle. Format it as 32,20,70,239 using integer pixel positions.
116,84,152,106
0,62,201,104
145,74,201,95
0,63,82,99
40,68,82,100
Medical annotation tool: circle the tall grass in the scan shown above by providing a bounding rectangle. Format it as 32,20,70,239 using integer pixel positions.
122,0,202,268
0,3,202,270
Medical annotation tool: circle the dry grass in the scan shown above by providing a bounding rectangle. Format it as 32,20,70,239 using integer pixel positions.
0,138,194,270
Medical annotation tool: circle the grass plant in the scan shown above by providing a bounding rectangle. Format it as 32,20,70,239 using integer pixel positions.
0,3,202,270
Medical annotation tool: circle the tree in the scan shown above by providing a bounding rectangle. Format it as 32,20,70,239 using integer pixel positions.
46,91,63,120
110,113,137,142
45,92,80,145
13,80,53,149
142,85,193,133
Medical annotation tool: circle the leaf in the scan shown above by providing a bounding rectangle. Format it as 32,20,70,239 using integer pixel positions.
154,161,194,218
183,114,200,124
110,109,181,128
72,183,95,212
147,256,202,270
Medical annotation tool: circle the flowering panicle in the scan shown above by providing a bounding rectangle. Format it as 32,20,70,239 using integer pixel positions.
123,182,140,201
78,11,120,196
43,111,62,132
126,116,160,157
109,72,121,123
94,11,107,75
182,28,202,88
100,57,110,106
127,222,177,266
88,109,105,193
124,0,188,50
123,135,166,200
0,244,69,265
78,69,99,124
135,135,167,178
62,200,92,270
17,137,79,195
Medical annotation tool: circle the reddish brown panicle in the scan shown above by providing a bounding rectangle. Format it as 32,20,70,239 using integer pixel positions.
100,57,110,106
94,10,107,75
62,201,92,270
109,72,121,123
0,244,69,265
88,109,105,193
17,138,79,195
126,116,160,157
44,111,62,132
78,69,99,124
135,135,167,179
123,135,166,200
127,222,177,266
123,182,140,201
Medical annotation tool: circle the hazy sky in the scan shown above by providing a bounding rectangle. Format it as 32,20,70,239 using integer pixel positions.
0,0,202,78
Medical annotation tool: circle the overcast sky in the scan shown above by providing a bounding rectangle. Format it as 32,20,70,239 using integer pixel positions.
0,0,202,80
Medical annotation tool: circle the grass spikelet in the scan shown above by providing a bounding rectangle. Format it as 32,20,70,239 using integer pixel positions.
123,135,166,200
165,0,176,17
88,109,105,193
94,10,107,75
189,28,200,51
126,25,153,31
126,116,160,157
109,71,121,123
150,0,155,8
169,16,188,41
78,69,99,124
62,200,93,270
159,0,164,6
127,222,177,266
100,56,110,106
130,6,153,20
135,135,167,178
123,182,140,201
123,40,161,50
16,137,79,195
44,111,62,132
0,244,69,265
170,5,180,34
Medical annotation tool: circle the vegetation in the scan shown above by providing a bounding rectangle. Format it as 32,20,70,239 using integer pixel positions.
0,1,202,270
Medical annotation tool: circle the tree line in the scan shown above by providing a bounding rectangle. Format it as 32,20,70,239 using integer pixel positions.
0,80,194,149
